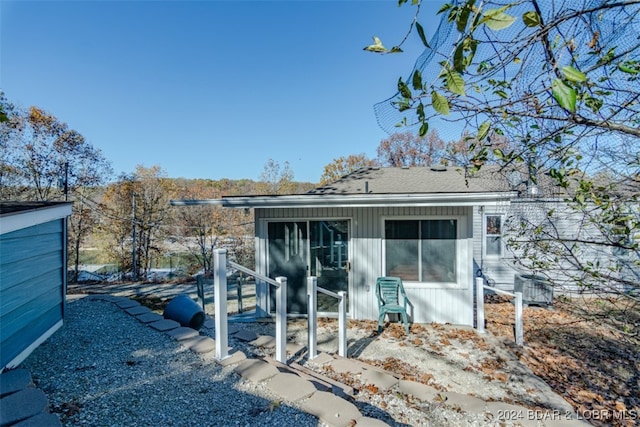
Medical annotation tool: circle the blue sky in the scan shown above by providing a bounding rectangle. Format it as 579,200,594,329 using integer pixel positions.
1,0,444,183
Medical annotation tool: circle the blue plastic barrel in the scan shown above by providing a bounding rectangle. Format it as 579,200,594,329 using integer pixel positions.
163,294,205,330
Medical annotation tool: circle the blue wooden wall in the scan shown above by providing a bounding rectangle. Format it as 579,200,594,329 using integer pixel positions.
1,219,65,369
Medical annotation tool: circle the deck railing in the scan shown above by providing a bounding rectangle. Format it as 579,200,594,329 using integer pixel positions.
306,276,347,359
475,277,524,345
213,249,288,363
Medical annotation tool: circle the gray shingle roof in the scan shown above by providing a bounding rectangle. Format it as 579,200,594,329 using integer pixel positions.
307,166,512,195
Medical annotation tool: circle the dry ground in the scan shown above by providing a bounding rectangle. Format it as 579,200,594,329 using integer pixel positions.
109,286,639,426
483,295,639,427
301,296,639,427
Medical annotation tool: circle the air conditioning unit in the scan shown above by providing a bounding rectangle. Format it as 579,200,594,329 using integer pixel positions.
514,274,553,307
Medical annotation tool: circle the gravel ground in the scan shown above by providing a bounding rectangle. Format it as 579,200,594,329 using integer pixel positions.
22,298,317,427
22,296,572,426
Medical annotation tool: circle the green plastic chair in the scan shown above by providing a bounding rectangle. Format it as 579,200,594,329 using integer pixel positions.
376,276,410,335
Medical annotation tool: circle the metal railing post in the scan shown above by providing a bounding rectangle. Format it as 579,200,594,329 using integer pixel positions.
237,275,244,313
338,291,347,357
275,277,287,363
307,277,318,360
213,249,228,360
514,291,524,346
476,277,485,334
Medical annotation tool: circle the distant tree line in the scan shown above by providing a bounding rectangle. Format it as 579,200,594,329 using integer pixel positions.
0,92,313,281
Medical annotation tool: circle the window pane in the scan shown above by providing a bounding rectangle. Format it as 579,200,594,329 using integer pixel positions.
310,220,349,312
421,220,456,282
486,236,502,256
385,220,419,281
486,215,502,235
485,215,503,256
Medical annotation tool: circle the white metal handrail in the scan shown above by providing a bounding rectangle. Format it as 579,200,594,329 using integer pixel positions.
228,260,280,288
214,249,287,363
307,276,347,359
476,277,524,345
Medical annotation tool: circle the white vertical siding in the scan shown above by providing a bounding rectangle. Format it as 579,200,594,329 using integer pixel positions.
473,202,519,291
255,205,476,326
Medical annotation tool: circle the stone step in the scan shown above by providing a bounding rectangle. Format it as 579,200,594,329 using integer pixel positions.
265,372,316,402
13,412,62,427
301,390,363,427
166,327,200,341
125,305,151,316
233,359,279,383
289,362,354,398
181,336,216,354
0,388,49,426
216,349,247,366
115,299,140,309
260,357,330,393
149,319,181,332
360,368,399,392
0,369,33,398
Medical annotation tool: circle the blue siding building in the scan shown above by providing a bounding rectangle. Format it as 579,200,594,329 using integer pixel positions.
1,202,72,371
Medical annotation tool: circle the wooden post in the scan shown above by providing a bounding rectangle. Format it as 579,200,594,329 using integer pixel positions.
476,277,485,334
214,249,228,360
307,277,317,360
275,276,287,363
338,291,347,357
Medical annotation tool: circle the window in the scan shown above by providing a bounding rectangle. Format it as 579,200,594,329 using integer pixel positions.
385,219,457,283
485,215,503,256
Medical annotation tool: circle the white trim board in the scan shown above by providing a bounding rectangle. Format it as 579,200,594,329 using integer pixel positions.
1,320,63,373
0,204,72,234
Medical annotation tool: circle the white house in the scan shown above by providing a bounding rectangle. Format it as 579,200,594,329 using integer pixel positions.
178,166,522,326
175,166,637,325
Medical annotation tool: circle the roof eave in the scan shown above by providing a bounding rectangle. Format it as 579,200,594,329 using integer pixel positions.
172,192,517,209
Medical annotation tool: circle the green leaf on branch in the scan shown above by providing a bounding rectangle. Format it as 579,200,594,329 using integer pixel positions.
443,67,466,96
363,36,387,53
478,121,490,141
454,44,465,73
437,3,453,14
522,11,540,27
432,90,450,115
481,9,516,30
419,121,429,137
415,22,430,48
494,90,508,99
397,77,412,99
618,61,639,74
561,65,587,83
456,3,473,32
453,37,478,73
395,100,411,112
412,70,423,91
585,96,603,113
552,78,577,112
417,102,425,121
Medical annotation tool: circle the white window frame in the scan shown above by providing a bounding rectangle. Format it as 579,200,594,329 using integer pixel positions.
483,213,505,258
381,215,465,289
